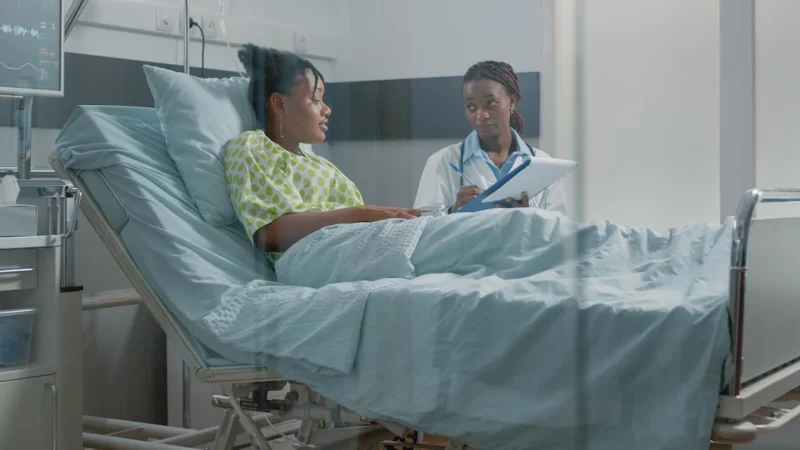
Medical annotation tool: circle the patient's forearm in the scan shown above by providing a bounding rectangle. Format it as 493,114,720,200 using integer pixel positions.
255,209,360,253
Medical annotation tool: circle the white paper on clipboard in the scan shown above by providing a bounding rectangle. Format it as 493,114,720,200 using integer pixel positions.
482,158,577,203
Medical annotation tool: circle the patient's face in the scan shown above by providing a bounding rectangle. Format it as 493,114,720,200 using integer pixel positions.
284,70,331,143
463,79,515,139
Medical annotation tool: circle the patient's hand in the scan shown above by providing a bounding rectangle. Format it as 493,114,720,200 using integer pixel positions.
354,205,421,222
496,191,530,209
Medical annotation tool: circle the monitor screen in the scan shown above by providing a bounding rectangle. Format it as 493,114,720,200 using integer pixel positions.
0,0,63,96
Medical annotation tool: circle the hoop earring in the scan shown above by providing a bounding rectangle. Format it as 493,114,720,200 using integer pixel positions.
279,115,284,139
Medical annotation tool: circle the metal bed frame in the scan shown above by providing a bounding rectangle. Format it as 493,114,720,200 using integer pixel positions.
51,142,800,449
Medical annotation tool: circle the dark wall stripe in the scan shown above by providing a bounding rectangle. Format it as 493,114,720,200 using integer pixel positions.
0,53,232,130
0,52,540,140
322,73,541,140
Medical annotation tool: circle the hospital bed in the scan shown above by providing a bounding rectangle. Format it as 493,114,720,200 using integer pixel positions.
50,105,800,450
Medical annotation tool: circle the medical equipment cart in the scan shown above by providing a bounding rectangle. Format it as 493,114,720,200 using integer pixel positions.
0,180,83,450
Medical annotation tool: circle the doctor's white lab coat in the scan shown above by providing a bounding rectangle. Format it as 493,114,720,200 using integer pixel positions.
413,143,569,215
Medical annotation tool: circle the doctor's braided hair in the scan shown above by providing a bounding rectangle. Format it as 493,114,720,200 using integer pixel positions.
238,43,325,131
463,61,524,136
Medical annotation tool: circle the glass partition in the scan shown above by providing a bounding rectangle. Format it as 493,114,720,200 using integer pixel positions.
4,0,797,448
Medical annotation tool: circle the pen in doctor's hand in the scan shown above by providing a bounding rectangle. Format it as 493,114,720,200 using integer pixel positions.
448,162,475,186
451,185,483,213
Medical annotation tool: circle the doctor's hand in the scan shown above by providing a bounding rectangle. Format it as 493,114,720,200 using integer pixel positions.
495,191,530,208
353,205,421,222
451,185,483,213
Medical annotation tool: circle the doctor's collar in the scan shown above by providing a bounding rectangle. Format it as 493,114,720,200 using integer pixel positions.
462,128,534,161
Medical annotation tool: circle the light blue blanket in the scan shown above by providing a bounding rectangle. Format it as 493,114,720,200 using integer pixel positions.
202,208,732,450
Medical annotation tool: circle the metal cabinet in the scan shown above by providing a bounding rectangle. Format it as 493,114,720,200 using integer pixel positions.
0,236,81,450
0,374,56,450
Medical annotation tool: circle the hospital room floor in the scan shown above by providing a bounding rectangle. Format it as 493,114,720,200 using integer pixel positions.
82,427,800,450
80,419,800,449
84,436,298,450
80,402,800,450
739,425,800,449
82,420,302,449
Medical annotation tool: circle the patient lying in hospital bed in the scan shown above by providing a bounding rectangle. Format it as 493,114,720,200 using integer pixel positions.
52,45,737,449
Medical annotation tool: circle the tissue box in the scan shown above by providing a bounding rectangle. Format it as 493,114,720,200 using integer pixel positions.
0,205,38,237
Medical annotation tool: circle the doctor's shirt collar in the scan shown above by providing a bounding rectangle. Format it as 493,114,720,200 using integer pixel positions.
462,129,534,162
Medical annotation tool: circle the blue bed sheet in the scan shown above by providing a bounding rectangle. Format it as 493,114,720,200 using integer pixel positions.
55,106,732,450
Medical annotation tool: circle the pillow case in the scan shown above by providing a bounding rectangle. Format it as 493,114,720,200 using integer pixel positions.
143,65,258,226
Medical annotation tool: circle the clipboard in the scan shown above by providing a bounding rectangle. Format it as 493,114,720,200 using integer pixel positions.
457,157,576,213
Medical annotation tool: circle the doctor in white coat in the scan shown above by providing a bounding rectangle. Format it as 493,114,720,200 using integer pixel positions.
414,61,568,215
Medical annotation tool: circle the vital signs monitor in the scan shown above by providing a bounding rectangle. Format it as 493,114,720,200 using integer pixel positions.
0,0,64,96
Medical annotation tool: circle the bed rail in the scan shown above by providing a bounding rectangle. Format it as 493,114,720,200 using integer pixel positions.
729,187,800,396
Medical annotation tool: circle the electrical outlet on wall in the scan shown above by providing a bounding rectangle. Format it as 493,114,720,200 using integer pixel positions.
178,13,201,37
201,15,220,39
294,32,310,54
156,8,178,33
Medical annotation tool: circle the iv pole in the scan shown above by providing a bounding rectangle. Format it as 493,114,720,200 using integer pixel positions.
181,0,192,431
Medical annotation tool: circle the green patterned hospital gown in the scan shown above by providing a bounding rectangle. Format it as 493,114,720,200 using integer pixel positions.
224,130,364,264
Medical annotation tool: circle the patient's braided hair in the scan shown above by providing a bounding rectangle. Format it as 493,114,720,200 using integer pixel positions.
238,43,325,131
463,61,524,136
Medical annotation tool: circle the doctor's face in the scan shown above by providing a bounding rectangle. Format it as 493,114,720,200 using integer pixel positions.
463,79,516,139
